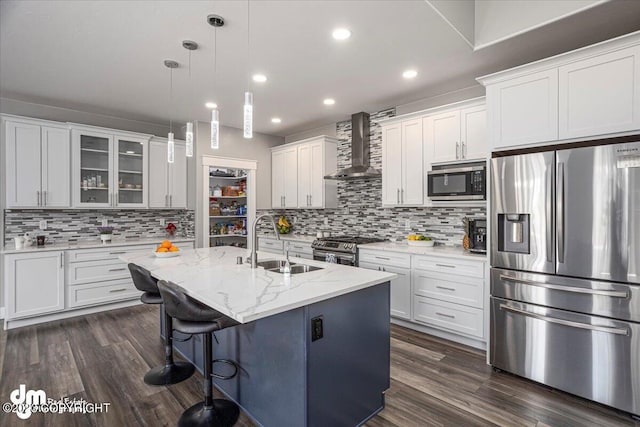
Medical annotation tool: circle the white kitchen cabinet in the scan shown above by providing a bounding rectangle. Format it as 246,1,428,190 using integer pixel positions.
486,69,559,149
426,103,487,163
296,138,338,209
149,138,187,208
272,136,337,209
271,147,298,208
381,123,402,205
559,45,640,139
4,251,65,319
381,119,423,206
258,237,284,254
411,254,485,339
429,110,460,163
460,105,487,161
71,126,150,208
286,240,313,260
4,118,70,208
359,250,412,320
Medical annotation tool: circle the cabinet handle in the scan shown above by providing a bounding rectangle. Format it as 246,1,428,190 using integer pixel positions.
309,195,312,206
37,190,41,206
456,142,460,159
109,288,128,293
435,263,456,269
109,251,126,255
375,256,390,261
378,266,382,271
43,191,47,206
108,268,127,272
401,189,404,204
60,253,64,268
462,141,466,159
396,188,400,204
436,285,456,291
108,192,111,206
436,312,456,319
170,195,172,207
283,196,286,207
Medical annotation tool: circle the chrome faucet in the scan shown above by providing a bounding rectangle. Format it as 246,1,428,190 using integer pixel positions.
250,214,280,268
282,247,292,274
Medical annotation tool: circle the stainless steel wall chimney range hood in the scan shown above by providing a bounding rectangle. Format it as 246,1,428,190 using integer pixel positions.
324,112,381,180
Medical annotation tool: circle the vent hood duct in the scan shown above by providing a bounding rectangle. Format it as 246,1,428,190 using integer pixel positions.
324,112,381,180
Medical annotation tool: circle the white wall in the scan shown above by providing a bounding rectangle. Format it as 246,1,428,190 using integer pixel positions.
474,0,604,49
284,123,337,144
0,97,172,136
194,121,284,247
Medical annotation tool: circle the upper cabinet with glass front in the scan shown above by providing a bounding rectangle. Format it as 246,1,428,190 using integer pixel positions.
71,126,150,208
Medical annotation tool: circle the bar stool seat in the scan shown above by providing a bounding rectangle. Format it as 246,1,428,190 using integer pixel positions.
128,263,195,386
158,280,240,427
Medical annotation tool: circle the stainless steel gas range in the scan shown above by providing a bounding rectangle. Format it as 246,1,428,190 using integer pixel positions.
311,236,385,267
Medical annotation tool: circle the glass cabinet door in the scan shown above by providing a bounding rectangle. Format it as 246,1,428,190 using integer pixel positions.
115,136,147,207
79,132,112,206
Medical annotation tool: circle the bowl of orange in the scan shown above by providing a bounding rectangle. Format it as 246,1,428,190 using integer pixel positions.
154,240,181,258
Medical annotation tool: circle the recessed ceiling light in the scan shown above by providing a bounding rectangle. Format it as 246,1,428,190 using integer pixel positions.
402,69,418,79
205,102,217,109
271,117,282,124
323,98,335,105
332,28,351,40
252,74,267,83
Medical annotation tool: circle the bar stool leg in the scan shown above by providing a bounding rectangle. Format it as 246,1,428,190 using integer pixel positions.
144,310,195,386
178,332,240,427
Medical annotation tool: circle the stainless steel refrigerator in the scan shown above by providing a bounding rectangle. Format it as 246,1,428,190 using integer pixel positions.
490,141,640,417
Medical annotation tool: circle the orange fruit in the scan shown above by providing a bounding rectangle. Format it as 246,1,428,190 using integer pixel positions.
161,240,172,248
157,247,169,253
169,246,179,252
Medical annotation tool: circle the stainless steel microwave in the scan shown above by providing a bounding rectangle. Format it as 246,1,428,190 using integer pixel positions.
427,165,486,201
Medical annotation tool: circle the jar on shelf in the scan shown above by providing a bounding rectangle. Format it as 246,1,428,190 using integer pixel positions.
212,185,222,197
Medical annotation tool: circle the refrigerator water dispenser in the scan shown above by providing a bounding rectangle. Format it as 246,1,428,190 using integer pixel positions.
498,214,530,254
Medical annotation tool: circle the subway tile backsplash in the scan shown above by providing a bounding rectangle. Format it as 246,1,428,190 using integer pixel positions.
3,209,195,245
258,107,486,246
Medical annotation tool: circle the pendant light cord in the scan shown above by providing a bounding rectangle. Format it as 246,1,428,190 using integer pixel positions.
247,0,250,89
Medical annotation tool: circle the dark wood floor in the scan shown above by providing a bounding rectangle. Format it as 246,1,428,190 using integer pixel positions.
0,305,637,427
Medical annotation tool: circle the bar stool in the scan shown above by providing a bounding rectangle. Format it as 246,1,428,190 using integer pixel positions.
128,263,195,386
158,280,240,427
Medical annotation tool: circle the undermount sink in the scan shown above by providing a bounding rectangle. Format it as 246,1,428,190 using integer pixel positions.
258,260,323,274
256,260,297,270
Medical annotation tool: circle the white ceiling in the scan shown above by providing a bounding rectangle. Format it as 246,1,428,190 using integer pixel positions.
1,0,640,137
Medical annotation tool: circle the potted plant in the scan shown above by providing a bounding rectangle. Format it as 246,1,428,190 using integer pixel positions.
98,226,114,244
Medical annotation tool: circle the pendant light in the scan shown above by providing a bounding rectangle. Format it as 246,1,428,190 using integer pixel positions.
164,59,179,163
243,0,253,139
208,14,224,149
182,40,198,157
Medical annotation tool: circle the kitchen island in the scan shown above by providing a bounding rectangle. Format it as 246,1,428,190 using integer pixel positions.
121,247,396,427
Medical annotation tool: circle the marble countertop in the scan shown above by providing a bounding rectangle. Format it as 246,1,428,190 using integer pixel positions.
359,241,488,261
2,237,195,254
120,246,396,324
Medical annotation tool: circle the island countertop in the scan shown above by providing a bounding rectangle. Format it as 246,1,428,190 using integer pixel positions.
120,246,396,324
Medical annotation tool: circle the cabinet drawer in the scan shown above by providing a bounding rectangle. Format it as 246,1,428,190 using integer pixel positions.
413,270,483,308
259,238,284,253
67,245,156,262
359,250,411,268
413,296,484,338
67,279,140,308
286,241,313,255
412,255,484,278
67,259,131,285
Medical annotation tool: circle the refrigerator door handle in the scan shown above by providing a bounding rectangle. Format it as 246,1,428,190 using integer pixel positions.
499,275,629,298
499,304,629,335
557,162,565,264
545,165,553,263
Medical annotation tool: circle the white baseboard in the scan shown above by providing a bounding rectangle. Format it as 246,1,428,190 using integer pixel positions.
0,307,5,320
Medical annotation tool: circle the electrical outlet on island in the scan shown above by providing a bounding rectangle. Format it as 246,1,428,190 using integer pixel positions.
159,219,166,226
101,218,108,227
39,220,47,230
